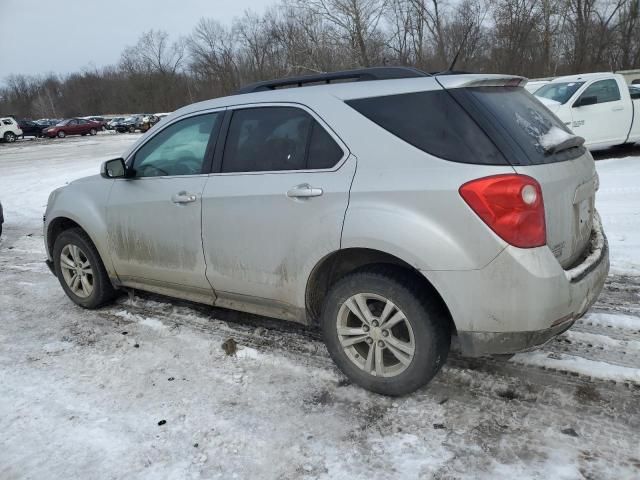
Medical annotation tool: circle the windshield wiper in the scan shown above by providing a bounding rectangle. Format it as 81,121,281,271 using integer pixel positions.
539,127,585,154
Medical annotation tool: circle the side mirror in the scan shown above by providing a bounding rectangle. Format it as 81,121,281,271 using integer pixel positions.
101,158,130,178
573,95,597,107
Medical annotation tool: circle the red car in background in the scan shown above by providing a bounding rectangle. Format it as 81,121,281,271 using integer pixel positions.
43,118,101,138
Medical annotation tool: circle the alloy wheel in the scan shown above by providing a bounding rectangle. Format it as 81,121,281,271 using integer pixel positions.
336,293,415,378
59,244,94,298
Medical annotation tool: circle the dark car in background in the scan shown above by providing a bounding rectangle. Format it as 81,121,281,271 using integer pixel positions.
43,118,101,138
0,201,4,237
106,117,124,130
18,120,46,138
36,119,60,128
115,115,142,133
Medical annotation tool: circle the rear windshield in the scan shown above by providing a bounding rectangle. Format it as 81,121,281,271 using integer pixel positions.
454,86,586,165
346,90,507,165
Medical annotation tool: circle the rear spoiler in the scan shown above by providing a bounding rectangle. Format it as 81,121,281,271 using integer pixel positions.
436,74,527,90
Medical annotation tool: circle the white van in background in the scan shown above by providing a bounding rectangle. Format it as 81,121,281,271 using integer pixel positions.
535,72,640,150
0,117,23,143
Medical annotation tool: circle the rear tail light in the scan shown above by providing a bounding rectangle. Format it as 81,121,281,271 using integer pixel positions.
459,174,546,248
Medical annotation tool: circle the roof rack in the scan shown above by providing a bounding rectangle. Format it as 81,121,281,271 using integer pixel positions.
234,67,430,94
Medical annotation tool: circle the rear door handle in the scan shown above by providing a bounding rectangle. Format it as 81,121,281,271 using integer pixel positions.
172,191,197,204
287,184,323,198
612,106,624,111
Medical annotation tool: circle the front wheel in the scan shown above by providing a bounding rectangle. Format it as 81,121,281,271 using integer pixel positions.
128,125,135,133
57,130,66,138
53,228,116,309
321,268,450,396
3,132,16,143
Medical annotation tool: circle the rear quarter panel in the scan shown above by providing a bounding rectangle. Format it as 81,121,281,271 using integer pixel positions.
327,100,514,271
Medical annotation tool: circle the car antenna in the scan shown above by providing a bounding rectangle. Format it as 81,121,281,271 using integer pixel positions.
441,24,474,74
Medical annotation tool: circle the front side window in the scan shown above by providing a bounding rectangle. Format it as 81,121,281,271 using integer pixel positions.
222,107,343,173
578,79,621,104
132,113,220,178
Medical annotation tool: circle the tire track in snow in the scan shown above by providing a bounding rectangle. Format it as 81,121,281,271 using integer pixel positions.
104,293,640,417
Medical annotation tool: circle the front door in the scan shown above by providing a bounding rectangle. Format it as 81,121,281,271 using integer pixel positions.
106,111,223,303
571,79,629,146
201,105,355,318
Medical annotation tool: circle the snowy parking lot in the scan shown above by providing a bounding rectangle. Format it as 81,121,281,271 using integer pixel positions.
1,134,639,479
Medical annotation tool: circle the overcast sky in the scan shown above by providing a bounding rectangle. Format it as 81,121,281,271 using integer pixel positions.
0,0,273,82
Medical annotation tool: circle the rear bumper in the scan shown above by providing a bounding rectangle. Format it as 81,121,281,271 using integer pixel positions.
426,212,609,356
457,316,576,356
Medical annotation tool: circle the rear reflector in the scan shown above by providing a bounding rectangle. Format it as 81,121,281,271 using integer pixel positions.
459,174,546,248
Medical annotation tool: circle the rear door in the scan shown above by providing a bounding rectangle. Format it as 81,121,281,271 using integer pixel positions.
201,104,355,315
570,79,630,147
454,85,596,268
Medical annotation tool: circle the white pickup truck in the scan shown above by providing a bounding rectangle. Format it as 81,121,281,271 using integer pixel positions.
534,72,640,150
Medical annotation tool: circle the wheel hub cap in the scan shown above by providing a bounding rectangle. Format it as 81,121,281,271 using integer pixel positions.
60,244,94,298
336,293,415,378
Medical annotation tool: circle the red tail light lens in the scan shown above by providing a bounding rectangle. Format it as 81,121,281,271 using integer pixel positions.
459,174,546,248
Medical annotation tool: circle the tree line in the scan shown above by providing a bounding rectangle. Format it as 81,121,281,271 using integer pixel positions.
1,0,639,119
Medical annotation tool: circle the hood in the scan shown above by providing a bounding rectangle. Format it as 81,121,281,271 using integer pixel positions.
536,96,562,113
69,174,102,186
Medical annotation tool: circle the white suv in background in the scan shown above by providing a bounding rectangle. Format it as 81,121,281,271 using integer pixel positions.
43,68,609,396
0,117,23,143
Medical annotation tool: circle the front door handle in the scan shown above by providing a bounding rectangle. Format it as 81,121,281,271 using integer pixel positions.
287,184,323,198
172,191,197,204
612,106,624,111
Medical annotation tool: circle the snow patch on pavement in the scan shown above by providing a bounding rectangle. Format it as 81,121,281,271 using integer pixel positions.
511,351,640,384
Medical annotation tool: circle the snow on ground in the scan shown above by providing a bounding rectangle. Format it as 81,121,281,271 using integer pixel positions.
595,155,640,274
1,136,640,479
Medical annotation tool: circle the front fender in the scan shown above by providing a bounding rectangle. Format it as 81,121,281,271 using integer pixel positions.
44,176,115,277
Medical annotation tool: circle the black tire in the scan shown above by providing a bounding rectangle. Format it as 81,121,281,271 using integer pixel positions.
128,125,135,133
53,227,116,309
57,130,66,138
320,267,450,396
90,128,97,136
4,132,16,143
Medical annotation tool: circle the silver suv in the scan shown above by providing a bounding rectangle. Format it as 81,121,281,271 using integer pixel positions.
44,68,609,396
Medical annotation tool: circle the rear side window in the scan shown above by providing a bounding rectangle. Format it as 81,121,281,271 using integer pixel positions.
346,90,507,165
308,122,344,169
459,87,585,165
222,107,343,173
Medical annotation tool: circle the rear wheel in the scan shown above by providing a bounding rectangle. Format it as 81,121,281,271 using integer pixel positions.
53,228,116,309
321,268,450,396
128,125,135,133
3,132,16,143
90,128,97,136
57,130,66,138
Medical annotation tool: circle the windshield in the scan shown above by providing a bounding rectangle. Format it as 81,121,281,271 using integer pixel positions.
124,116,137,122
56,120,70,126
535,82,585,104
